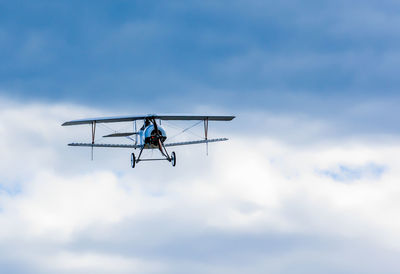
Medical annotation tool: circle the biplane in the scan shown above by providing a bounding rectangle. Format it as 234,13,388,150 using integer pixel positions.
62,114,235,168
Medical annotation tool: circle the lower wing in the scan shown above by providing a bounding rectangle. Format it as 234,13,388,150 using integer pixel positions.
68,138,228,148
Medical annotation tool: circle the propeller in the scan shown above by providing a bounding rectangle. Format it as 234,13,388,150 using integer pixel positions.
151,118,166,156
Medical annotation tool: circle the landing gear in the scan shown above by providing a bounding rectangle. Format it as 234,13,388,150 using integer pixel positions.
130,149,176,168
131,153,136,168
171,151,176,167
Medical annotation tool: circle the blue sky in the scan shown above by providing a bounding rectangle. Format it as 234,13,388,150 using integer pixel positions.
2,0,400,110
1,1,400,273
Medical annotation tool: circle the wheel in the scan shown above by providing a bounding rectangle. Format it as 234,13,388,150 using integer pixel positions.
131,153,136,168
171,151,176,167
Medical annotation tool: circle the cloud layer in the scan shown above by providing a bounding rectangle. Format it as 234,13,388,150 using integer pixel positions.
0,98,400,273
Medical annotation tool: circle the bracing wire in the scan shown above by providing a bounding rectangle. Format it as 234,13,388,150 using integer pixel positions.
95,123,137,143
165,120,203,141
94,120,204,144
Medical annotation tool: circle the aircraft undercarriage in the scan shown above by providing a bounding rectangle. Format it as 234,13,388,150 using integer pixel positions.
131,145,176,168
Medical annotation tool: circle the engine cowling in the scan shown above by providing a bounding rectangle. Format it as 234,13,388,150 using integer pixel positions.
143,125,167,147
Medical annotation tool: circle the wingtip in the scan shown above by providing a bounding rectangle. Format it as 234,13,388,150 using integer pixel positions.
61,121,72,126
62,121,75,126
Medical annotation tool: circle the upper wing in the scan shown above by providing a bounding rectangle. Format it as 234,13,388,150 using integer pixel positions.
62,114,235,126
155,115,235,121
62,115,148,126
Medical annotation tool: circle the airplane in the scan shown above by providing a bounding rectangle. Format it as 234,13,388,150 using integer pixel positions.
62,114,235,168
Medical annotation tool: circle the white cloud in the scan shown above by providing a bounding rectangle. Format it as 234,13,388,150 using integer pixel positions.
0,97,400,273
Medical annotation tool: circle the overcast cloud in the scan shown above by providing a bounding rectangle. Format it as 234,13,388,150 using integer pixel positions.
0,97,399,273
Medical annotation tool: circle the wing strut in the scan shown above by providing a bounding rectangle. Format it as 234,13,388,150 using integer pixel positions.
204,118,208,156
134,120,137,146
91,121,96,160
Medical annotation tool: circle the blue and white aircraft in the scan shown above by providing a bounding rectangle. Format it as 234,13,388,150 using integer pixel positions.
62,114,235,168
